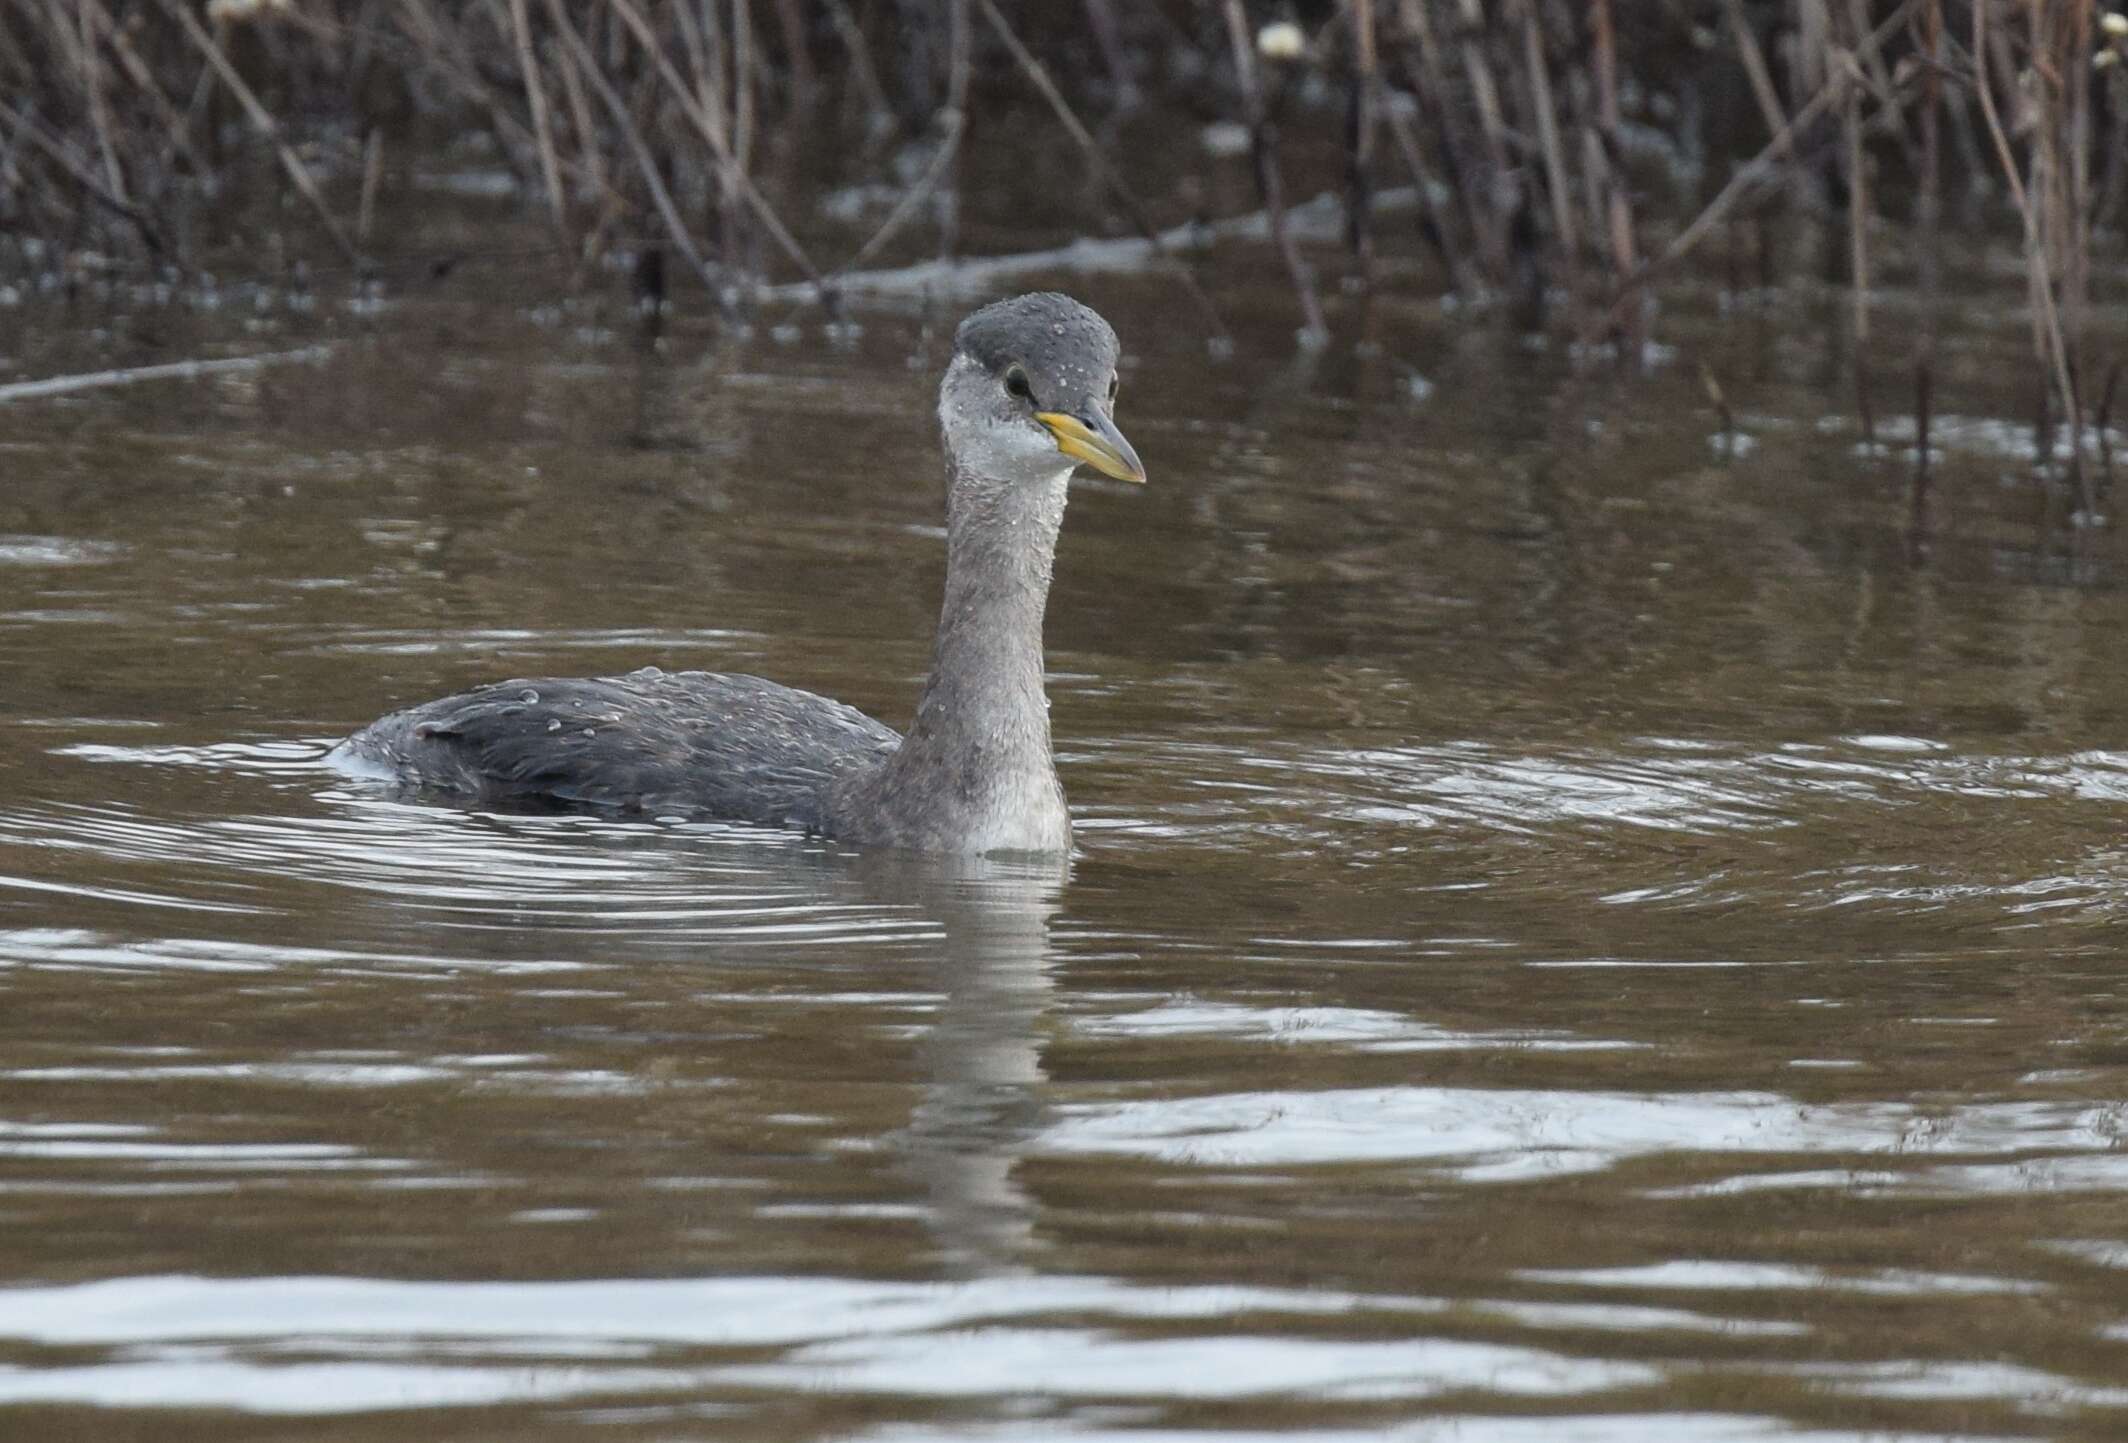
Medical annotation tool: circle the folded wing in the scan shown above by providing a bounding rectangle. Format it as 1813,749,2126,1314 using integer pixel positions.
335,665,901,829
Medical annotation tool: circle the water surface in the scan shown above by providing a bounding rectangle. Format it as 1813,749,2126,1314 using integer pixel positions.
3,249,2128,1440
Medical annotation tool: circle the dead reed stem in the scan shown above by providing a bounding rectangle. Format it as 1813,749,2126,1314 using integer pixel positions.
773,0,812,108
2097,360,2120,491
357,126,382,246
838,110,960,278
1221,0,1328,345
0,98,169,257
507,0,568,243
80,0,209,184
732,0,756,232
940,0,969,265
834,2,967,279
1843,24,1873,447
155,0,358,265
1520,0,1577,273
0,0,2115,481
1609,0,1918,323
975,0,1226,339
602,0,824,291
1591,0,1639,350
1975,0,2092,514
1911,357,1933,556
1346,0,1380,284
1396,0,1504,280
1379,74,1474,295
1452,0,1513,223
69,0,130,213
1847,0,1914,159
821,0,893,127
544,0,715,288
1911,0,1942,540
543,1,605,200
1723,0,1789,159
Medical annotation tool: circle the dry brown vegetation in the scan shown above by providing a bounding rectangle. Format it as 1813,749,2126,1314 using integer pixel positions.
4,2,2127,487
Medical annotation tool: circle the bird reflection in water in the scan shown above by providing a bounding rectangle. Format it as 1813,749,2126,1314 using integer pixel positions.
854,849,1065,1275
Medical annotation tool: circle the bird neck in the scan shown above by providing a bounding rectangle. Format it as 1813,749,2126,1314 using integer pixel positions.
845,465,1071,852
909,465,1067,766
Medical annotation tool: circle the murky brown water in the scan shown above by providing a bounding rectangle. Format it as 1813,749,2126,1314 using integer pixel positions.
4,232,2128,1440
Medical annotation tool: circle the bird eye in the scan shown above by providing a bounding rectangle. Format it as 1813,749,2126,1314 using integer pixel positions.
1003,366,1033,402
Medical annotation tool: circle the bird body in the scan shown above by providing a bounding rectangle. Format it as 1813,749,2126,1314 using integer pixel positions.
332,293,1144,855
338,666,898,832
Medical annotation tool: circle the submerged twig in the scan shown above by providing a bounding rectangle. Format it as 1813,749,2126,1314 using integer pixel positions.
762,184,1421,304
0,345,333,404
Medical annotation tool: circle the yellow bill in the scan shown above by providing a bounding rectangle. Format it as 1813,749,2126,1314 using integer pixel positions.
1036,410,1147,484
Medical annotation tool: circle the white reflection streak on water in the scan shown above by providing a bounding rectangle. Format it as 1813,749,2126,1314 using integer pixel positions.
1075,1000,1645,1053
713,1329,1656,1399
842,1420,2025,1443
1517,1262,2045,1296
1039,1087,2124,1179
0,1274,1410,1346
0,1266,2075,1422
0,1274,1651,1413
